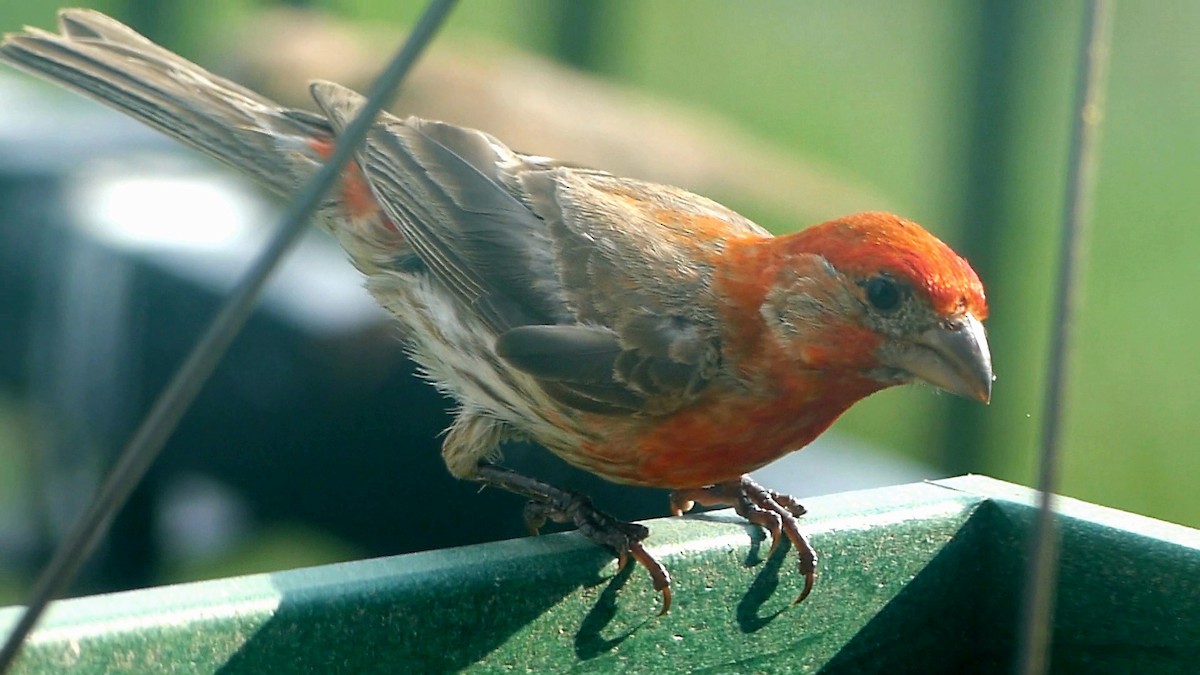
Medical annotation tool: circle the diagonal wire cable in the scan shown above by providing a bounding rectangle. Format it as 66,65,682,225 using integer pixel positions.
1015,1,1114,674
0,0,458,670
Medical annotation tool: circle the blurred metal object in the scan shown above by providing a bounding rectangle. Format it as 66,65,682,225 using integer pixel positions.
1016,2,1114,673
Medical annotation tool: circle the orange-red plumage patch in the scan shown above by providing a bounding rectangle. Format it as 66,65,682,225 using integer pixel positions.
784,212,987,319
307,137,398,231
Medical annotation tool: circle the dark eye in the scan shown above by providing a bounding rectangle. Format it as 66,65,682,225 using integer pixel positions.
865,276,902,312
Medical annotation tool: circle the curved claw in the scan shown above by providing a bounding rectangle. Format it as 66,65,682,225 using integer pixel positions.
759,510,784,558
669,494,696,517
627,539,673,615
795,569,815,605
476,465,675,615
670,475,818,604
523,501,552,535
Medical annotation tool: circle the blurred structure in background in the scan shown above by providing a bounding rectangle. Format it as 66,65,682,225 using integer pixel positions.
222,7,900,234
1,0,1197,603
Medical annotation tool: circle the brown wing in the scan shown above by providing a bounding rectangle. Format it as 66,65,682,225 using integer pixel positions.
309,82,770,416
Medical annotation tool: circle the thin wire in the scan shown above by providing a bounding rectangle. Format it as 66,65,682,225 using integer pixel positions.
1014,1,1113,674
0,1,458,669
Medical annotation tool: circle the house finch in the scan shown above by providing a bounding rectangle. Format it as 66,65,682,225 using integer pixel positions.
2,10,992,613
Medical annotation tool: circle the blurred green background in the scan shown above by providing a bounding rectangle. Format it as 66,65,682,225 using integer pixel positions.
0,0,1197,596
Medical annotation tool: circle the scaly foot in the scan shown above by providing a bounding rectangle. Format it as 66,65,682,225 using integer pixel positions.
671,475,816,603
476,464,673,613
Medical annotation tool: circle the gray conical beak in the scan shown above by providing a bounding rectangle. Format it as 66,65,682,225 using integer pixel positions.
899,314,993,403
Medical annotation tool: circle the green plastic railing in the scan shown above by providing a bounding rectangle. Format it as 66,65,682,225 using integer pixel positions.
2,475,1197,673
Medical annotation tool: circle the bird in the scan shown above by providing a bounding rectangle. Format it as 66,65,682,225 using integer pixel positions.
0,9,992,613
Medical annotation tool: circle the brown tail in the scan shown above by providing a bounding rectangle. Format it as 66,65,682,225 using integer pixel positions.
0,8,331,196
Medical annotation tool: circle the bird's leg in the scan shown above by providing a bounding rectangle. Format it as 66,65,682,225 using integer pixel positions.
670,475,816,604
474,464,672,614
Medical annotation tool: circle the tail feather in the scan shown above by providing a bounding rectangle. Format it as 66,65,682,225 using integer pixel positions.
0,9,328,196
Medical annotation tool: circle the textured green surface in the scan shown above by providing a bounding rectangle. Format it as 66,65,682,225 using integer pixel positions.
2,476,1198,673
